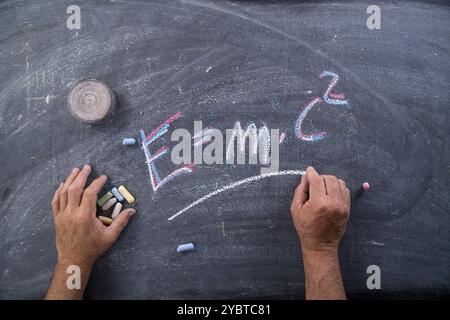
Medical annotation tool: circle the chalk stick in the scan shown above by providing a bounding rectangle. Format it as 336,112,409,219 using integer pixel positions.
122,138,136,146
102,197,117,211
118,185,135,204
97,191,113,207
362,182,371,191
98,216,113,226
111,202,123,219
111,187,124,202
177,243,195,253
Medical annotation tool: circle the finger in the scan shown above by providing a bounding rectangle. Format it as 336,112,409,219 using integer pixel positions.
291,173,309,211
323,175,340,200
51,182,64,217
338,179,347,203
305,166,326,200
67,164,92,208
343,181,351,215
105,209,136,242
60,167,81,211
80,175,108,213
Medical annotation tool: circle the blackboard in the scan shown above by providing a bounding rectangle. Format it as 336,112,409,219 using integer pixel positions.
0,0,449,299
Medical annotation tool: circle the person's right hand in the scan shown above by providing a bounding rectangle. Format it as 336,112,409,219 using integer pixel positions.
290,166,350,253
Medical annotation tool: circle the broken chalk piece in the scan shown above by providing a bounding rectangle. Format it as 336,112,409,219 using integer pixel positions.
111,202,123,219
362,182,371,191
177,243,195,253
111,187,124,202
122,138,136,146
118,185,135,204
98,216,113,225
102,197,117,211
97,191,113,207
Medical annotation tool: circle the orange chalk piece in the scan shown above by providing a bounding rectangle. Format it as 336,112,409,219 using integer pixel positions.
98,216,113,225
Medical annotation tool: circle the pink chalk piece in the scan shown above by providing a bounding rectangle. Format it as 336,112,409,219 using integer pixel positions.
362,182,371,191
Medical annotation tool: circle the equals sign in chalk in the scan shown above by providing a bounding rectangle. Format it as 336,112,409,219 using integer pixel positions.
177,243,195,253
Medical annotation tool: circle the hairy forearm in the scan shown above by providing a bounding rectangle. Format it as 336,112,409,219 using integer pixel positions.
45,257,93,300
302,248,346,300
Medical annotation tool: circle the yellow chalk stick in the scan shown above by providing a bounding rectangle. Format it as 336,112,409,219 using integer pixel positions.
98,216,113,225
118,185,135,204
97,191,113,207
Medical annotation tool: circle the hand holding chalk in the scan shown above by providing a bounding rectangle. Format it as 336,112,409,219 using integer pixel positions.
289,167,350,300
290,167,350,252
50,165,136,265
47,165,136,299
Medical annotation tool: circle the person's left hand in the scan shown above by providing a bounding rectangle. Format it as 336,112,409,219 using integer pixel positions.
51,165,135,267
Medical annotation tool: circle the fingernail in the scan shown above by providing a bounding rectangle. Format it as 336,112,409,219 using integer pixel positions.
72,167,79,173
307,166,314,171
83,164,91,171
129,209,136,216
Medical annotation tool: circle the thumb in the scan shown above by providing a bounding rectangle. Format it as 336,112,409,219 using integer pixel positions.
106,208,136,241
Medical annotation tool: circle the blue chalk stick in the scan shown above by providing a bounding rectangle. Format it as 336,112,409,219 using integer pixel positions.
111,187,124,202
177,243,195,253
122,138,136,146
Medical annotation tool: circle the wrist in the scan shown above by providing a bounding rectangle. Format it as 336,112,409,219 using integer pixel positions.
57,254,95,271
301,243,339,262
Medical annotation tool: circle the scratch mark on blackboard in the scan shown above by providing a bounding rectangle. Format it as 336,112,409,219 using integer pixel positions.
146,48,220,102
220,221,226,237
168,170,305,221
367,240,385,246
181,0,397,111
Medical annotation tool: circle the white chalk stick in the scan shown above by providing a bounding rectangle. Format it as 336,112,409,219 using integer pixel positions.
111,202,123,219
177,243,195,253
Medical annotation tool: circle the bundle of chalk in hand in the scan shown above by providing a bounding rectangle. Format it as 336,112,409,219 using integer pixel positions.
97,184,135,225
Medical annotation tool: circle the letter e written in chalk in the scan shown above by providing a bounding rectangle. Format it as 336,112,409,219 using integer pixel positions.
66,265,81,290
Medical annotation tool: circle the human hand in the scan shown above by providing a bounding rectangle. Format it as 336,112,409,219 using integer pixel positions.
290,166,350,254
51,165,136,267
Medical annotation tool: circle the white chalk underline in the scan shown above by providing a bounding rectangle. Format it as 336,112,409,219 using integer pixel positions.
167,170,305,221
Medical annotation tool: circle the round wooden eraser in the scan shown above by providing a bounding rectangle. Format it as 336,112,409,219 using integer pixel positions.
68,79,115,124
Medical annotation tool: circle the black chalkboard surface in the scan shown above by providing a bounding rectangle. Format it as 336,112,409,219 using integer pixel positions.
0,0,449,299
